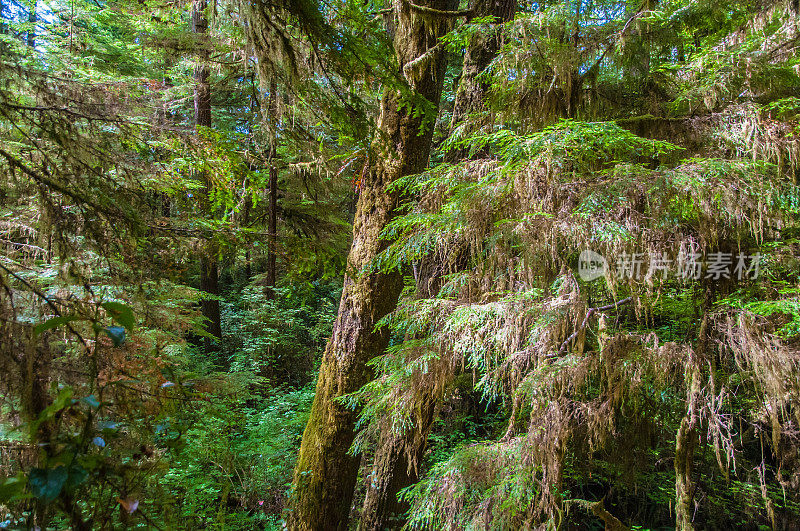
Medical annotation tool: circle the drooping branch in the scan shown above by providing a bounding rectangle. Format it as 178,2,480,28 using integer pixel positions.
402,42,444,82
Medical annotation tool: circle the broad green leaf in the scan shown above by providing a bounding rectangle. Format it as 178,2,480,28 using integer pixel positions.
101,301,135,330
34,315,82,336
0,473,29,503
82,395,101,408
28,466,68,503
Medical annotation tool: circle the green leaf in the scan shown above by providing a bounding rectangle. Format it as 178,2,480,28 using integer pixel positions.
65,465,89,492
34,315,82,336
28,466,68,503
29,387,73,435
104,326,126,346
101,301,135,330
0,472,29,503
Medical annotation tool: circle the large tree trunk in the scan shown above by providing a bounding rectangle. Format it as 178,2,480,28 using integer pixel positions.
286,2,457,529
359,3,516,528
192,0,222,353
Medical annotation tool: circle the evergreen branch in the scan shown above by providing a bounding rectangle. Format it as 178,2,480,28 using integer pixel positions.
0,261,90,351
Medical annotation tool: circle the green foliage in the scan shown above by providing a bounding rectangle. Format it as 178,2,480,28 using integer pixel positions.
3,0,800,528
222,280,340,385
158,383,314,529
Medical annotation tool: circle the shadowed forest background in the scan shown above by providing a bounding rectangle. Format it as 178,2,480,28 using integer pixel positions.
1,0,800,529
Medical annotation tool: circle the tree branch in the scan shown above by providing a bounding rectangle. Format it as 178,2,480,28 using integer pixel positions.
408,1,472,17
555,297,632,356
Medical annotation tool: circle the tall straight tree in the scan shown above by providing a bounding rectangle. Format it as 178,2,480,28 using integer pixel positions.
265,77,278,298
26,0,35,48
286,1,458,528
358,2,517,528
192,0,222,352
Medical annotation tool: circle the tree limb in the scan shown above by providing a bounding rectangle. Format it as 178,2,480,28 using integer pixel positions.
555,297,632,356
408,1,471,17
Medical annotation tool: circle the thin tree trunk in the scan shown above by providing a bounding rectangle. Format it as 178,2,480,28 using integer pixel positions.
192,0,222,353
243,74,260,282
360,3,516,528
265,78,278,299
242,182,252,281
26,0,35,48
675,309,710,530
674,373,699,531
286,2,457,529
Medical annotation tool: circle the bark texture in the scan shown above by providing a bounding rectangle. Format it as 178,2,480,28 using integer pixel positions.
286,1,457,529
359,400,436,530
446,0,516,162
675,310,709,530
192,0,222,352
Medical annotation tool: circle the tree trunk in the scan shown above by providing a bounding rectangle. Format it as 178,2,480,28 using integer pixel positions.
359,3,516,528
26,0,35,48
675,310,709,530
265,78,278,299
446,0,516,162
192,0,222,353
242,182,252,281
286,2,457,529
359,399,437,530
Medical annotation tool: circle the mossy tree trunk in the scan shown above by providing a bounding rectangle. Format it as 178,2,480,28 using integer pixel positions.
358,399,437,530
675,308,710,530
359,3,516,528
446,0,516,161
286,2,457,529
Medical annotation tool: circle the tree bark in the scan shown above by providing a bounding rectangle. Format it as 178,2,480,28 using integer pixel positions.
192,0,222,353
359,3,516,528
286,2,457,529
358,399,436,530
265,78,278,299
